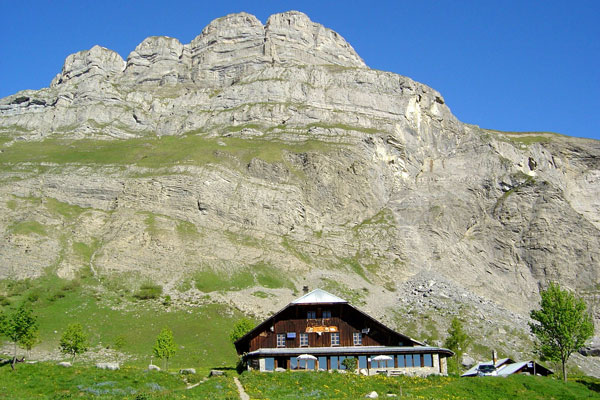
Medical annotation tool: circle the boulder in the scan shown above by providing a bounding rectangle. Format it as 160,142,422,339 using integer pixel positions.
179,368,196,375
148,364,161,371
579,346,600,357
365,391,379,398
96,362,119,370
210,369,224,376
58,361,72,368
461,354,476,367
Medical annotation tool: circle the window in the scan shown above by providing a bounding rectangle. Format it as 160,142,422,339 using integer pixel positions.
358,356,368,369
331,332,340,346
424,354,433,367
307,310,316,319
290,357,298,370
299,359,315,369
353,332,362,346
397,355,405,367
265,357,274,371
318,356,327,370
386,356,394,368
322,310,331,318
277,333,286,347
339,356,347,369
405,355,413,367
300,333,309,347
330,356,338,370
413,354,421,367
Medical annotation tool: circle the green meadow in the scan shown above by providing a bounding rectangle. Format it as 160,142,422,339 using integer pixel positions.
240,370,600,400
0,133,338,171
1,364,598,399
0,362,238,399
0,273,245,369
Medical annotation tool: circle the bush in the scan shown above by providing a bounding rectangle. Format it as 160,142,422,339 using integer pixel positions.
133,283,163,300
47,291,66,302
341,357,358,371
0,295,11,306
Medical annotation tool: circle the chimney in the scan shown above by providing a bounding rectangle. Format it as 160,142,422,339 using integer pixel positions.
492,350,497,366
303,285,309,294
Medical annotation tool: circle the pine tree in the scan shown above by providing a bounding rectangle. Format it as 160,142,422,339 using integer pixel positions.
444,317,470,374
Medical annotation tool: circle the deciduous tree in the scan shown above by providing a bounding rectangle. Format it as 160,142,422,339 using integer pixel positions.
530,282,594,382
59,323,89,363
153,327,177,370
229,318,254,344
0,304,38,369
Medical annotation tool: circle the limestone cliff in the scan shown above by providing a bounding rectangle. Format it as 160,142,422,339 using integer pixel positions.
1,11,599,373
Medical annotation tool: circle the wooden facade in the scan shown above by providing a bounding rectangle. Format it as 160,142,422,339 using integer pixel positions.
244,303,413,352
235,289,453,375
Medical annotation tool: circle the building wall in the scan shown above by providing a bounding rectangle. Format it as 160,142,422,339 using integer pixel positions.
248,304,409,352
440,355,447,375
251,354,448,376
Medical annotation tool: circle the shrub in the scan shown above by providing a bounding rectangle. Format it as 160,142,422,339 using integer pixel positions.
341,357,358,371
133,283,163,300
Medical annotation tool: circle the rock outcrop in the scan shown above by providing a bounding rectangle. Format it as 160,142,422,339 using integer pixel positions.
0,10,599,375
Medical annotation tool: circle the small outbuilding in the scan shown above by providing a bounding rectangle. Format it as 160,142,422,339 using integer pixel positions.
462,357,553,377
234,288,453,375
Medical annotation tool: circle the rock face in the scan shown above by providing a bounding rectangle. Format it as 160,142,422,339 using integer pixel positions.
0,10,599,374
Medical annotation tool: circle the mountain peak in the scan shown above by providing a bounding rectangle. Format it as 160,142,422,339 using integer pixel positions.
51,11,365,88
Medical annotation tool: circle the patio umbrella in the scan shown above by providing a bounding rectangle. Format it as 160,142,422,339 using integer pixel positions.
371,355,393,368
297,354,317,370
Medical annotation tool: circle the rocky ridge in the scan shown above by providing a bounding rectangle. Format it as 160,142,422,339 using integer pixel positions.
0,11,599,375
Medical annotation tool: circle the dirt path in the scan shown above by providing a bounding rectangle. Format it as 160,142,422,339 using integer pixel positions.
234,376,250,400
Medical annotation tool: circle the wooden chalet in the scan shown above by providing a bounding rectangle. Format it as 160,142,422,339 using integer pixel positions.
235,289,453,375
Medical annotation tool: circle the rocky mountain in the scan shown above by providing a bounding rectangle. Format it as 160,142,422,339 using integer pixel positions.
1,11,599,373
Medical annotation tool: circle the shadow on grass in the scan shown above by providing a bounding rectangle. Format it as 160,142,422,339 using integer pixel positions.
576,378,600,393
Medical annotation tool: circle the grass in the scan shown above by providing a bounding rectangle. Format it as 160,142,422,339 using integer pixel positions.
72,238,101,267
44,197,87,220
194,262,295,292
176,220,201,238
251,291,272,299
0,362,239,399
0,272,244,369
239,370,600,400
0,133,338,171
338,256,371,283
281,236,313,265
194,269,255,292
133,283,163,300
8,220,48,236
321,279,367,306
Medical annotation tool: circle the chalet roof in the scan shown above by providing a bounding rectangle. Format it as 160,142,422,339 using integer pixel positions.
496,361,528,376
234,288,425,354
291,289,347,304
461,358,513,376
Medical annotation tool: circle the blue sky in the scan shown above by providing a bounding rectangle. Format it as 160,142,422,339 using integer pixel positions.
1,1,598,140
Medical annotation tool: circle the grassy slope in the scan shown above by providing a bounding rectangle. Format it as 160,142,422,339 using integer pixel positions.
0,133,337,171
0,362,238,399
240,370,600,400
0,274,245,369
